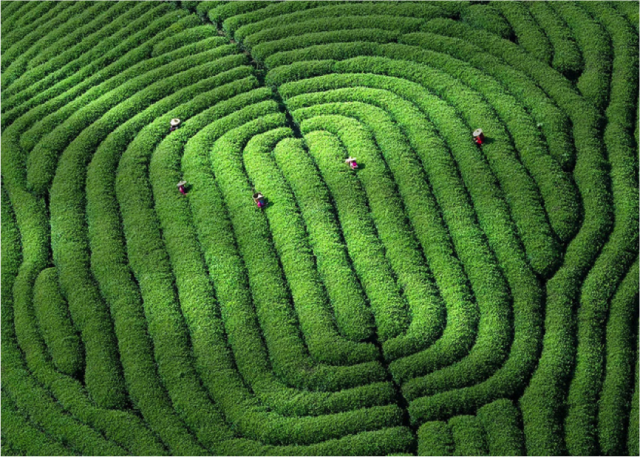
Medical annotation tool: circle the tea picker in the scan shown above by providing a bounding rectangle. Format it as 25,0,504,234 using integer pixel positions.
170,118,181,132
473,128,485,146
253,192,265,209
345,157,358,170
177,180,188,195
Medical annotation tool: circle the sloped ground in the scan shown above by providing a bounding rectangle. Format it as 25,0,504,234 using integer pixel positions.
1,1,638,455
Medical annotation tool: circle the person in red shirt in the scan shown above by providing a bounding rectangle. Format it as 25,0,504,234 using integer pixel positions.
345,157,358,169
177,180,187,195
473,128,485,145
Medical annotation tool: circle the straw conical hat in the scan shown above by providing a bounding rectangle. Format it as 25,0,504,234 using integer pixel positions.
177,180,187,187
170,118,181,127
473,129,483,137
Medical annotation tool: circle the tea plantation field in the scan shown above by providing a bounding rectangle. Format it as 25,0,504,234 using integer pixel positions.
2,1,638,455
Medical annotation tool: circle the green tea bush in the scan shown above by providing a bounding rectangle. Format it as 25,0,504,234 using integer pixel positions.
2,3,176,125
3,83,126,451
1,1,33,34
207,112,387,391
422,18,613,455
417,422,454,456
448,415,488,456
9,9,198,139
48,52,246,416
493,2,552,64
25,2,130,72
285,77,508,386
476,400,526,456
175,91,398,423
1,391,76,456
252,29,399,63
400,31,578,174
1,191,74,457
279,70,541,425
229,0,444,41
265,46,566,276
152,25,222,56
526,2,583,78
564,4,639,454
117,96,261,450
297,113,445,361
3,2,58,39
284,71,539,396
378,42,579,248
304,129,411,343
460,4,512,39
3,2,70,48
613,1,639,33
86,72,257,455
336,55,562,277
28,47,243,194
278,86,471,362
628,351,639,457
282,97,464,359
8,139,166,454
169,100,404,443
272,138,376,343
549,2,612,112
597,261,639,456
2,2,116,87
3,4,86,88
3,2,638,455
32,267,83,378
242,16,424,51
243,128,380,364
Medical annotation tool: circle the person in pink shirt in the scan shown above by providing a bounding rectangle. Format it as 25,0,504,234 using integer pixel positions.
253,192,265,209
345,157,358,169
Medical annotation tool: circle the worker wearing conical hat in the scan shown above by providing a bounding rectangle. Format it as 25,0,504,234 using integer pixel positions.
473,128,485,145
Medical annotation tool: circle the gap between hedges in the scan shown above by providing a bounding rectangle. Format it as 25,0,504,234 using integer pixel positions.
175,0,418,443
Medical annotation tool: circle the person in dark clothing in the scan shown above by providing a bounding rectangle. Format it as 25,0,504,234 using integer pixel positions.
170,118,181,132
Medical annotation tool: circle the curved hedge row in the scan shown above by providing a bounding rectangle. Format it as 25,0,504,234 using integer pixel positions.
3,2,637,455
158,96,392,418
526,2,583,78
276,66,544,411
87,72,257,455
299,112,446,361
2,2,169,110
272,137,376,343
32,267,83,378
243,128,380,364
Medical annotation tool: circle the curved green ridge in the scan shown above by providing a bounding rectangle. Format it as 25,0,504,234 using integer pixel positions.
2,3,638,455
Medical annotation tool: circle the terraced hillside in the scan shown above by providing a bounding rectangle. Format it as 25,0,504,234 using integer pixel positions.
1,1,638,455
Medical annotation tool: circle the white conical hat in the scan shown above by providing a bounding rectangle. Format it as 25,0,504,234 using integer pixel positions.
473,128,483,137
177,180,187,187
170,118,181,127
